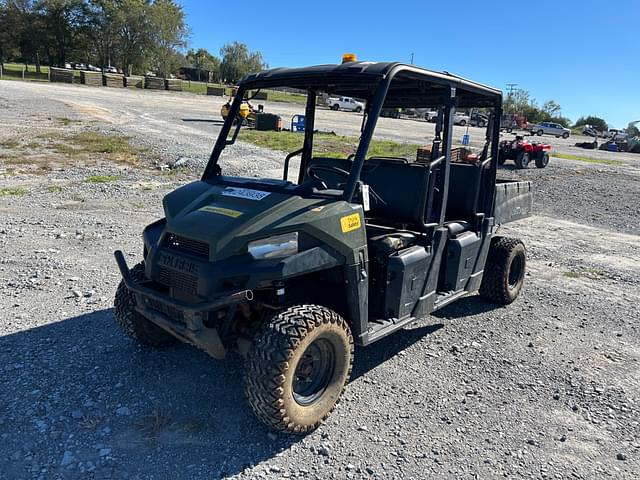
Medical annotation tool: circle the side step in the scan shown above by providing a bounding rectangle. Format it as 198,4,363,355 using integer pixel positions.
433,289,468,310
363,315,416,345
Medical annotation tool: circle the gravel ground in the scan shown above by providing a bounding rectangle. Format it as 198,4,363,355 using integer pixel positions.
1,80,639,479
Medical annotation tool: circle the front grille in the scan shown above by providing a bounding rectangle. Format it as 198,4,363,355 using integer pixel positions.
146,297,186,324
156,266,198,294
164,233,209,258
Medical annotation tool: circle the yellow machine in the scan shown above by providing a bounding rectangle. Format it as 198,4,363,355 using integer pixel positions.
220,100,251,120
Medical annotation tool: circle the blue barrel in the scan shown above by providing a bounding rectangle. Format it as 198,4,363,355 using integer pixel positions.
462,134,470,146
607,142,618,152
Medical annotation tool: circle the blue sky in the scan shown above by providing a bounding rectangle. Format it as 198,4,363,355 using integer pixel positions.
181,0,638,128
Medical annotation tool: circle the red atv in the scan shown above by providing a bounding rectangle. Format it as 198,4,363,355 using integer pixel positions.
498,136,551,169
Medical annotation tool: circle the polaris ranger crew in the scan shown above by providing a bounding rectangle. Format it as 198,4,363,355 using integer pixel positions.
114,57,532,433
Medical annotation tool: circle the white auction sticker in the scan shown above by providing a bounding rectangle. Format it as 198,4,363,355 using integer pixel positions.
221,187,270,201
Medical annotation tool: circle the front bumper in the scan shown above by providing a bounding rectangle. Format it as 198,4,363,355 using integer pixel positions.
114,250,252,358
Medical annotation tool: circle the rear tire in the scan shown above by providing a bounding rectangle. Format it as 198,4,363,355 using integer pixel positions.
331,104,339,111
459,120,467,126
114,262,178,347
535,152,549,168
479,237,526,304
243,304,353,434
515,151,530,169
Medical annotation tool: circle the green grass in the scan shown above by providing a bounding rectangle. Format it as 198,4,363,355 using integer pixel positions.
1,63,49,81
239,130,419,158
551,153,622,165
181,81,209,95
47,185,63,193
0,186,27,196
50,131,142,165
0,139,20,149
84,174,121,183
57,117,81,126
264,89,308,105
563,267,606,279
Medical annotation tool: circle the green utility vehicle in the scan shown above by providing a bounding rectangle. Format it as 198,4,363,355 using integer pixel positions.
114,61,532,433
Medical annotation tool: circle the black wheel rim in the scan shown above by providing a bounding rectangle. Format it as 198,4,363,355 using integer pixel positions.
293,338,335,406
508,254,524,289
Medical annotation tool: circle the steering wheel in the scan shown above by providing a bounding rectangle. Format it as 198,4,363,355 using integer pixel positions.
307,164,350,189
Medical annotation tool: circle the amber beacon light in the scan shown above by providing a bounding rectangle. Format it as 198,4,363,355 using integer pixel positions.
341,53,357,63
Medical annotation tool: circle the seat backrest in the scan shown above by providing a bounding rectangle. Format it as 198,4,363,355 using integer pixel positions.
360,159,430,226
445,163,482,221
306,157,431,227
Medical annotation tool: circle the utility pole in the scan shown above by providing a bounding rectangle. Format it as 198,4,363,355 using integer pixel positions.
410,53,414,65
506,83,518,96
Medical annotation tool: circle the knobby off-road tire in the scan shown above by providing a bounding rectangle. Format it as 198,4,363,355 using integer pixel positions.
243,304,354,434
515,151,530,169
535,151,550,168
479,237,526,304
114,262,178,347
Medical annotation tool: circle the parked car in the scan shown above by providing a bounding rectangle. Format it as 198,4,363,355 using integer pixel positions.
582,125,599,137
103,65,119,74
470,112,488,128
64,63,72,70
528,122,571,139
424,111,471,125
607,129,627,141
87,64,101,72
72,63,87,70
424,110,438,122
380,108,401,119
454,112,470,126
327,96,365,112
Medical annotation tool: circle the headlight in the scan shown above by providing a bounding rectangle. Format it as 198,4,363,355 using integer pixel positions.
248,232,298,260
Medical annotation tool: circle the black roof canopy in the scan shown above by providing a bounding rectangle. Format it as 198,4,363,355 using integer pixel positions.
240,61,502,108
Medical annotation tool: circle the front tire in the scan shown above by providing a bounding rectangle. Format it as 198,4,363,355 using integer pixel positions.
562,132,570,139
114,262,178,347
243,304,354,434
515,151,530,169
459,119,467,126
537,129,544,136
355,106,362,113
535,151,549,168
331,104,339,111
479,237,526,304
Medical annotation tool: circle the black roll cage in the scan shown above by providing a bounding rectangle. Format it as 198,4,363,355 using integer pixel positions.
202,62,503,223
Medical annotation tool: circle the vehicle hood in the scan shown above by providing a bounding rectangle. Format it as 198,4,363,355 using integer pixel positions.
161,181,355,260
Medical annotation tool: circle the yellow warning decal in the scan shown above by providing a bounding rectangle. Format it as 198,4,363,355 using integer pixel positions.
198,205,243,218
340,213,361,233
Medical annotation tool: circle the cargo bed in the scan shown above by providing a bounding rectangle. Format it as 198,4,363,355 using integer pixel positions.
493,180,532,224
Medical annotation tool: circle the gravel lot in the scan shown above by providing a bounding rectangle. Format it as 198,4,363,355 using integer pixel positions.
1,80,639,479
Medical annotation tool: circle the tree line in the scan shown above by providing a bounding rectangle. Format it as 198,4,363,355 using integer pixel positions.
503,88,610,131
0,0,266,82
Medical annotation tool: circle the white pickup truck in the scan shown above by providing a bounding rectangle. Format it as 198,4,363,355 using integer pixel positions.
327,96,365,113
529,121,571,139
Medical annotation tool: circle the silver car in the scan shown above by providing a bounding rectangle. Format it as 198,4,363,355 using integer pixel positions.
530,122,571,139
